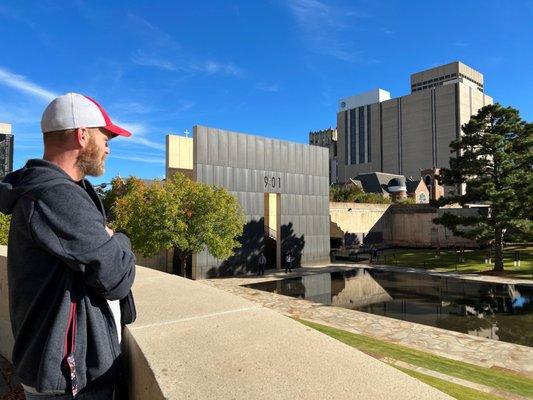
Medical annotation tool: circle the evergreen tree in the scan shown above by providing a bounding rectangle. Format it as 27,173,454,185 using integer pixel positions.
434,104,532,271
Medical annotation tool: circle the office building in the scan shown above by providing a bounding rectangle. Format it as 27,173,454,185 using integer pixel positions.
336,62,493,192
0,123,13,180
309,127,338,183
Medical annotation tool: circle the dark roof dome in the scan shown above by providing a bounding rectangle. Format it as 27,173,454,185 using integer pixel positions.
388,177,406,188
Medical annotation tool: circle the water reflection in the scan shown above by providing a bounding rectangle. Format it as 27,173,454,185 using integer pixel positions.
245,268,533,347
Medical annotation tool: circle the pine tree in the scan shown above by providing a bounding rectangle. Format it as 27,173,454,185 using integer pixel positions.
434,104,532,271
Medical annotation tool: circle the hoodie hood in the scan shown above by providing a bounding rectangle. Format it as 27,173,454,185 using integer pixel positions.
0,159,73,214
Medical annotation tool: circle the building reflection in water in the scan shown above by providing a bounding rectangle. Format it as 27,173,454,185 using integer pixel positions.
245,268,532,347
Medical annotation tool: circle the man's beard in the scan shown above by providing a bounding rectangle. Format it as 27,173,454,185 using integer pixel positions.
76,137,105,177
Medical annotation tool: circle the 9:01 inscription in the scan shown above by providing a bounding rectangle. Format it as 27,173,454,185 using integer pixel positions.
264,176,281,189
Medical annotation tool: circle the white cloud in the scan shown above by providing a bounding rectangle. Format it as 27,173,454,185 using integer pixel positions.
127,13,181,50
0,65,166,152
110,154,165,165
190,60,244,77
287,0,371,62
0,66,57,102
130,51,176,71
114,120,166,151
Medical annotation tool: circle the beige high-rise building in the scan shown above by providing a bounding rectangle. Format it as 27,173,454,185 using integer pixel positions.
336,62,493,191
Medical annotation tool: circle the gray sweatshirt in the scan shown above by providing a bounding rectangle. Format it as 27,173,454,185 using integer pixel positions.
0,159,136,394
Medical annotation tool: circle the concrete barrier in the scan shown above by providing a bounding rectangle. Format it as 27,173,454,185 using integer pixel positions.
1,248,451,399
330,202,478,248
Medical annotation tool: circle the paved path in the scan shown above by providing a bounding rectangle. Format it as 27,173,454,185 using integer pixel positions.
204,263,533,378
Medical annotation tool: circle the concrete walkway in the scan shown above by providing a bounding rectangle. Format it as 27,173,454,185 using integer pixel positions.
204,264,533,377
127,266,452,399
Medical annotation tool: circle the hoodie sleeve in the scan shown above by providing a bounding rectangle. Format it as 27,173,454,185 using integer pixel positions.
29,183,136,301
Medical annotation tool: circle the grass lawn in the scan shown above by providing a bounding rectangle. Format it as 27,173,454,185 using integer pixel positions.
395,367,505,400
296,318,533,399
373,245,533,279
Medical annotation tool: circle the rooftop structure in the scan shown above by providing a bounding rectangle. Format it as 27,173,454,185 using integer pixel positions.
411,61,484,93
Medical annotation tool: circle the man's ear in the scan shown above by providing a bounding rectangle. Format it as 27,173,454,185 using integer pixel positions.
75,127,90,148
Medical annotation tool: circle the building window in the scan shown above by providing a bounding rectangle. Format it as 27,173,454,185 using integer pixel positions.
367,105,371,163
350,108,356,164
418,193,428,203
344,111,348,163
358,106,365,164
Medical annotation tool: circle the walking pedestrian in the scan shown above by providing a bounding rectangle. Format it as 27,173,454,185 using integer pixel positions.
0,93,137,399
258,252,266,276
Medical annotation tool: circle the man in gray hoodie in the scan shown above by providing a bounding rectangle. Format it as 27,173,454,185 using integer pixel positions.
0,93,136,399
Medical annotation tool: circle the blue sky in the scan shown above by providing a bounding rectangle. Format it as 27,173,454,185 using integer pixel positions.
1,0,532,184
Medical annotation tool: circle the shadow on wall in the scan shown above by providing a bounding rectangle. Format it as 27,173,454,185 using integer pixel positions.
208,219,305,278
281,222,305,269
330,207,389,248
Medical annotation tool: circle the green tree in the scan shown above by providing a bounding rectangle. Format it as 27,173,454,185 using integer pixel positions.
109,173,245,276
329,185,391,204
0,213,10,245
434,104,532,271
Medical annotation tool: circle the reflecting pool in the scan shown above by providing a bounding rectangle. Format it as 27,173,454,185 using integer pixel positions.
244,268,533,346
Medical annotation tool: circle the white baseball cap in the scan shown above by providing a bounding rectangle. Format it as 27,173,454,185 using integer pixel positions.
41,92,132,137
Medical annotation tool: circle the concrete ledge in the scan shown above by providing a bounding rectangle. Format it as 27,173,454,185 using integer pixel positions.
125,266,452,399
0,248,451,399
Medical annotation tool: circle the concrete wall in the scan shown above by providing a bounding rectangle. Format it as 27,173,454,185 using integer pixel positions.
134,249,172,274
330,203,390,244
166,135,194,179
330,203,479,248
192,126,330,278
387,206,478,247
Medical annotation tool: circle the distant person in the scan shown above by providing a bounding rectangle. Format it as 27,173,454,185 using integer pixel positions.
374,247,380,263
285,251,293,273
0,93,137,399
258,253,266,276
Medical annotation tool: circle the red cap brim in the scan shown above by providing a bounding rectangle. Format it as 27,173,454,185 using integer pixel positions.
104,124,132,137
